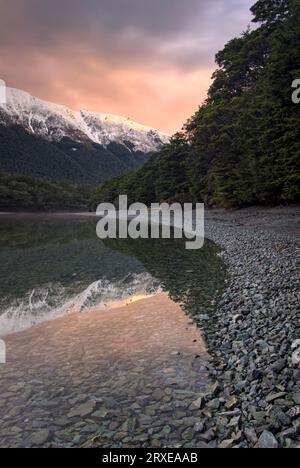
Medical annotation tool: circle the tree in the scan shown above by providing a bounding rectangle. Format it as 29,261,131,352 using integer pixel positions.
94,0,300,208
251,0,291,26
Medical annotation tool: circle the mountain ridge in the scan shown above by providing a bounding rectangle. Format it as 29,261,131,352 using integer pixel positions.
0,87,169,153
0,87,169,185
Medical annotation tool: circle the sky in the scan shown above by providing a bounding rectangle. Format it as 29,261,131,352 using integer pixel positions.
0,0,254,134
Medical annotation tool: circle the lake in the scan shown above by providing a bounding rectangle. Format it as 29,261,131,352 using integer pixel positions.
0,214,224,336
0,214,225,448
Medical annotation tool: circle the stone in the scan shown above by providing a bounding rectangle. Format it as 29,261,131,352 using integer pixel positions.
163,367,176,374
218,409,241,417
225,396,238,410
194,422,205,433
271,359,286,373
292,392,300,405
114,432,128,441
92,409,108,419
219,439,234,449
10,426,22,435
197,314,210,321
68,400,96,418
55,417,71,427
288,406,300,418
73,435,83,444
189,397,203,411
198,429,215,442
279,426,298,440
244,427,258,445
207,398,220,410
210,382,221,397
109,421,120,431
228,416,240,427
152,389,165,400
30,430,51,446
266,392,287,403
55,430,73,441
161,425,172,436
256,431,279,449
81,424,98,434
182,427,195,440
274,410,291,426
252,369,263,380
121,418,137,433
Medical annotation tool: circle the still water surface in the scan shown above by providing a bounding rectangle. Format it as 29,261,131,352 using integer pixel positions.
0,214,225,448
0,214,224,336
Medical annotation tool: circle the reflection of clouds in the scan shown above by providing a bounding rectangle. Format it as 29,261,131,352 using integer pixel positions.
0,0,253,133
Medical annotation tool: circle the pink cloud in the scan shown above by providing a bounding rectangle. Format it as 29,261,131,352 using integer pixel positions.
0,0,253,134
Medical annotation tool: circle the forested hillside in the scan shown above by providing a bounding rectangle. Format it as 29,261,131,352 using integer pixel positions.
0,124,150,186
0,172,93,212
95,0,300,208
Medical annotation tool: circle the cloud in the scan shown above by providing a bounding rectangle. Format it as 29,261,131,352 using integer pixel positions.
0,0,253,133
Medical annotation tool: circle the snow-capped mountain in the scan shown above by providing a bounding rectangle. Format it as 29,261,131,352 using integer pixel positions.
0,87,169,185
0,87,169,153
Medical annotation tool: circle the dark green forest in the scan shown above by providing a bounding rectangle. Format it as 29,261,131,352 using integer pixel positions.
0,172,93,212
0,123,149,185
0,126,149,211
95,0,300,208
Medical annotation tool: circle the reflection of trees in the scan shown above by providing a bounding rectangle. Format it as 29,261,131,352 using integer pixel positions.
0,217,144,298
0,215,96,250
0,216,226,318
104,236,226,316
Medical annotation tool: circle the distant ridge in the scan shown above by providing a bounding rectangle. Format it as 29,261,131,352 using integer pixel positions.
0,87,169,185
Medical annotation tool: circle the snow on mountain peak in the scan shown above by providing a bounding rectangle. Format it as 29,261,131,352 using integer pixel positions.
0,87,170,153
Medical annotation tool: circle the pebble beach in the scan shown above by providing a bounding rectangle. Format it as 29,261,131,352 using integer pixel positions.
189,207,300,448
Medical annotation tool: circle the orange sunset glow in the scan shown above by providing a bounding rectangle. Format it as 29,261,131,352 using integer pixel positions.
0,0,253,134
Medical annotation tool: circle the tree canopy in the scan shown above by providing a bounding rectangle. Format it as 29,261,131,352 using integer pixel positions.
94,0,300,208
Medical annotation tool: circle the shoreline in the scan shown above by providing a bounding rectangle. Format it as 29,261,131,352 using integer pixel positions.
186,208,299,448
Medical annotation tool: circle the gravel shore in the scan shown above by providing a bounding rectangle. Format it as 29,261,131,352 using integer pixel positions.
187,207,300,448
